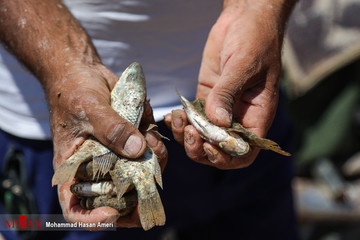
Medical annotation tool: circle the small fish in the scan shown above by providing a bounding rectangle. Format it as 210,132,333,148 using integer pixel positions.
52,63,165,230
176,89,291,157
80,190,138,217
70,181,117,197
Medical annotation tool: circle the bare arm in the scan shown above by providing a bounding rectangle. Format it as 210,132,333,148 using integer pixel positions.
0,0,167,228
166,0,297,169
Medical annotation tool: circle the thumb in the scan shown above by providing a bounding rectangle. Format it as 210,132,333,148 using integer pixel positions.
205,83,237,127
91,107,147,159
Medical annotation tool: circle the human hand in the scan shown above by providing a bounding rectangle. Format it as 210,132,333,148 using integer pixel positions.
165,1,295,169
50,64,167,229
0,0,168,229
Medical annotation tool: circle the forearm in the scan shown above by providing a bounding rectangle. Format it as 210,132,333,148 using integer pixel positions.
0,0,101,92
222,0,297,36
223,0,297,18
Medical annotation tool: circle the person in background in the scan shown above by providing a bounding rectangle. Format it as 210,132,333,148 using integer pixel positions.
0,0,297,239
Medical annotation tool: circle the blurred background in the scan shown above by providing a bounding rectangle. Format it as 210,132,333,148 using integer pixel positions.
282,0,360,239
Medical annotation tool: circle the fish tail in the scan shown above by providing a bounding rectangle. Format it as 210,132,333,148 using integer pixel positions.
174,87,191,108
252,138,291,156
138,190,166,231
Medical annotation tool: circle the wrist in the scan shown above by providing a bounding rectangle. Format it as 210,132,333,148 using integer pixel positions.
222,0,297,33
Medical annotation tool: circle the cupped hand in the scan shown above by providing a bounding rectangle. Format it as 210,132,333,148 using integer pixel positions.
49,63,167,229
166,2,287,169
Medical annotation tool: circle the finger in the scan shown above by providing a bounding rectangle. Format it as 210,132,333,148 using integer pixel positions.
183,125,207,163
58,182,121,231
90,107,147,159
204,81,236,127
203,142,231,168
164,113,172,129
170,109,188,144
203,143,259,169
203,51,261,128
145,130,168,172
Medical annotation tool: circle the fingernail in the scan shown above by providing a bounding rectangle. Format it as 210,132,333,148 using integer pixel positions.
145,132,158,148
124,135,144,157
204,145,218,163
184,131,195,145
164,114,170,122
172,110,183,128
215,107,232,125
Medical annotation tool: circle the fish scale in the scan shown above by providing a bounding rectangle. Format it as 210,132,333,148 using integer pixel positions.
52,62,165,231
92,66,146,177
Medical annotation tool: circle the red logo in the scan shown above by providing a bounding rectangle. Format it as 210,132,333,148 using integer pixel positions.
5,215,42,229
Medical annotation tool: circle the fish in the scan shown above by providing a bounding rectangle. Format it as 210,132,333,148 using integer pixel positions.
70,181,117,197
52,62,165,230
176,89,291,157
80,190,138,217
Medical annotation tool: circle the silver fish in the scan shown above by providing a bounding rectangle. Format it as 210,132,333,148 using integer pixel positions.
71,181,117,197
176,89,250,157
80,190,138,217
52,62,165,230
176,89,291,157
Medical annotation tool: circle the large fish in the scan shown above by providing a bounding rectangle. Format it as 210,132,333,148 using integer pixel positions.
52,62,165,230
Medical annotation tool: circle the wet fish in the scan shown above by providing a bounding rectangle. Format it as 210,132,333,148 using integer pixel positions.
71,181,117,197
176,89,291,157
80,190,138,217
52,62,165,230
75,161,112,181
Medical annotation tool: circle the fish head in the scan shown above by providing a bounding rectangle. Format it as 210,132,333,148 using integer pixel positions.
120,62,145,86
219,137,250,157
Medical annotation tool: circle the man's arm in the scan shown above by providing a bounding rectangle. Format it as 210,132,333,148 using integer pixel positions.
166,0,297,169
0,0,166,228
0,0,146,160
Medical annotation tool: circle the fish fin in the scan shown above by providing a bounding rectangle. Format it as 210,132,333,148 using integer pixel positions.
174,87,181,98
154,130,170,141
93,152,118,180
192,98,207,117
52,148,92,186
110,166,132,200
145,124,170,141
138,191,166,231
192,118,207,133
174,87,192,110
146,123,157,131
229,123,291,156
244,135,291,156
264,144,292,156
153,155,163,189
143,147,163,189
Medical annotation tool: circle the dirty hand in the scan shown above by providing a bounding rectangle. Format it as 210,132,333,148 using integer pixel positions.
166,0,295,169
50,64,167,229
0,0,167,229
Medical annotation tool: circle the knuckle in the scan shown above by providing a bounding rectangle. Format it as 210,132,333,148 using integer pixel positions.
104,122,129,148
